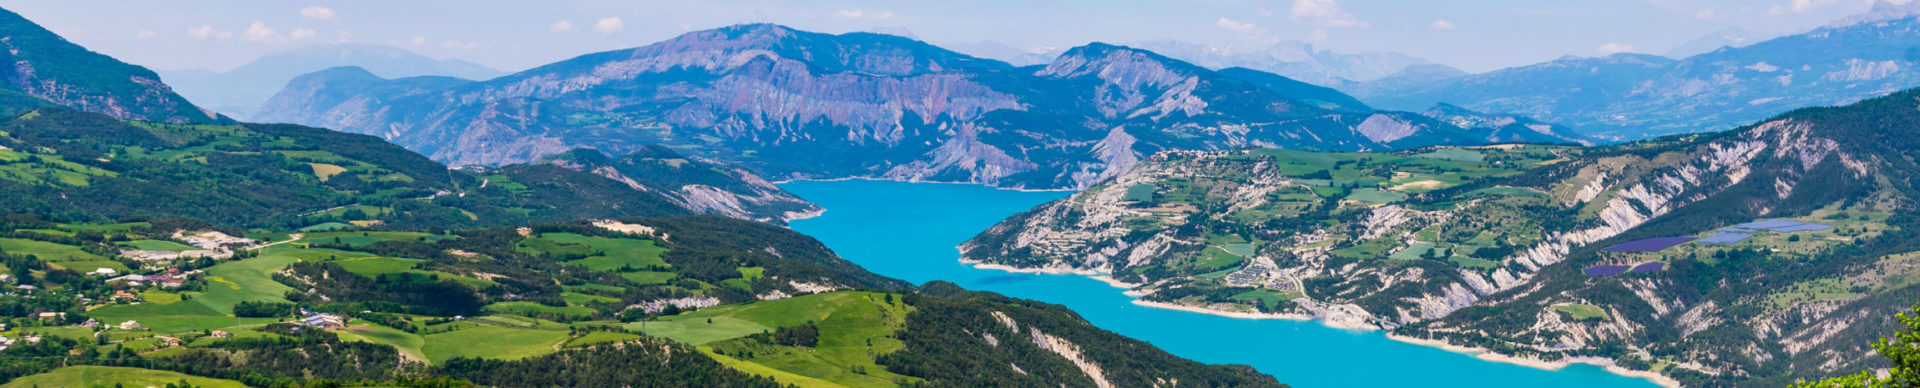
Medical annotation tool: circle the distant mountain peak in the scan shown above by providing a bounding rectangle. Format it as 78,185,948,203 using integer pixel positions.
1829,0,1920,27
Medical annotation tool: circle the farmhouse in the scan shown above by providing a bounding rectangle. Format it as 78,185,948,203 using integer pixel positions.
300,313,346,329
210,330,231,338
118,320,141,330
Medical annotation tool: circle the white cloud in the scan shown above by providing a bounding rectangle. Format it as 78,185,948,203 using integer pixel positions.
1256,7,1275,17
443,40,481,50
300,6,337,21
1598,42,1636,54
1430,20,1455,30
1307,29,1329,42
187,25,214,39
835,10,895,19
289,28,316,40
134,30,157,40
243,21,280,42
550,21,575,32
1216,18,1258,32
409,36,426,46
330,31,352,44
1292,0,1367,27
593,17,623,34
1694,9,1717,19
1791,0,1840,12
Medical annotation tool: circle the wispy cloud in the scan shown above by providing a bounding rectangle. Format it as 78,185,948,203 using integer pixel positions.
289,28,316,40
243,21,280,42
1430,20,1455,30
1216,18,1258,33
187,25,215,40
835,10,895,19
550,21,575,32
443,40,481,49
300,6,337,21
134,30,157,40
1598,42,1635,54
1292,0,1367,27
593,17,623,34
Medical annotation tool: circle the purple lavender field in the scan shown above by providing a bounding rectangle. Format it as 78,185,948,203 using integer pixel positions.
1584,265,1632,276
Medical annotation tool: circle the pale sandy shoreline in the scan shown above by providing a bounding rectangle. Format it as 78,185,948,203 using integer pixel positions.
773,177,1078,193
966,260,1684,388
1130,300,1312,321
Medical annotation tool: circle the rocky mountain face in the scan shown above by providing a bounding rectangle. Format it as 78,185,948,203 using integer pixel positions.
160,43,501,120
539,146,821,224
0,7,212,123
1351,15,1920,140
258,24,1551,190
960,87,1920,386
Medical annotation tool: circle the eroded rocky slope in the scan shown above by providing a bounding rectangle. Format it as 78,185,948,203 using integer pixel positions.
962,88,1920,386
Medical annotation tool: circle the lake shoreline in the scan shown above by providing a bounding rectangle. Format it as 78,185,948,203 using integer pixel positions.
774,177,1078,193
966,260,1683,388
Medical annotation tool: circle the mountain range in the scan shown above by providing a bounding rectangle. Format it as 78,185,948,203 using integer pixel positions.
158,43,503,121
1349,10,1920,140
254,24,1583,190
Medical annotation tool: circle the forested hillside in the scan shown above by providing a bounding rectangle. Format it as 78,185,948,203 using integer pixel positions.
964,87,1920,386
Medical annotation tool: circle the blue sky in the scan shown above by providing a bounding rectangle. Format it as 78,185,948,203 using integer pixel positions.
0,0,1894,74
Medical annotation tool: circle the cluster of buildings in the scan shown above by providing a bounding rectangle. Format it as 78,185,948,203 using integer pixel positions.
105,267,189,288
0,333,41,351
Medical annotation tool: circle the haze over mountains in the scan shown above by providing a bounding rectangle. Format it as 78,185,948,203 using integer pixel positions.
1349,4,1920,139
158,43,503,121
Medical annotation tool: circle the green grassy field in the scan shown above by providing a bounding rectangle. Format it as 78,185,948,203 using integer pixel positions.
1123,184,1156,202
1764,278,1864,310
621,271,677,285
563,292,620,305
694,291,918,388
334,322,428,362
298,222,355,232
1413,148,1486,162
303,231,454,247
518,233,670,272
421,324,571,363
1551,304,1610,321
563,331,641,348
48,260,130,274
2,366,248,388
0,237,102,260
119,239,199,251
23,325,96,341
1346,188,1409,205
485,301,597,319
333,256,424,277
195,254,299,314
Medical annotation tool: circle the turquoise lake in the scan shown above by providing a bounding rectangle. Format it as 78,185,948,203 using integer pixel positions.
782,179,1661,388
